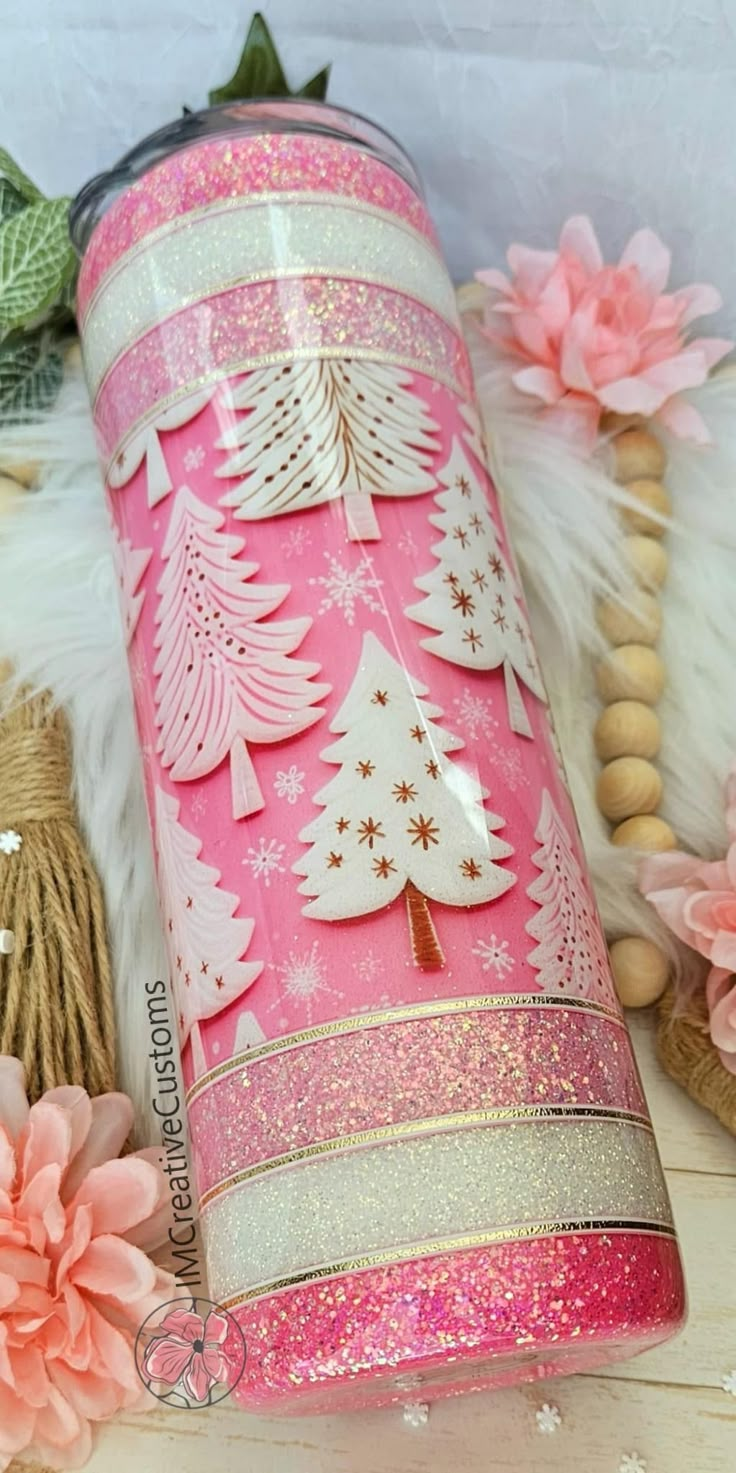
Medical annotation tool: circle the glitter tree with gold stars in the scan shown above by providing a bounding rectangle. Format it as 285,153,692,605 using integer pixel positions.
405,439,546,737
215,359,440,540
294,631,516,970
154,786,263,1076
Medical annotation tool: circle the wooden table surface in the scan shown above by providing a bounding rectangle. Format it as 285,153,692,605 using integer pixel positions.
15,1010,736,1473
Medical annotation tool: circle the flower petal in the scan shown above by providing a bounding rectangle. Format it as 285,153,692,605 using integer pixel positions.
70,1158,161,1239
512,365,564,405
671,283,722,325
158,1307,204,1343
18,1103,72,1190
506,243,557,296
182,1350,214,1403
655,395,712,444
558,215,603,273
60,1093,134,1204
638,349,711,397
16,1162,66,1246
202,1344,228,1383
0,1058,29,1146
72,1235,156,1302
121,1149,173,1251
142,1333,193,1387
619,228,671,294
203,1309,230,1346
598,375,665,416
684,335,732,370
474,267,512,295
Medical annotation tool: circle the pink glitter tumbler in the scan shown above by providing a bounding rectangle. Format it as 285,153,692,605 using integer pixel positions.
70,101,685,1413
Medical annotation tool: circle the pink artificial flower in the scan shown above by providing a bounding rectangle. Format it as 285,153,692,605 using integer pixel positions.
0,1058,177,1469
640,766,736,1074
142,1303,231,1403
476,215,731,449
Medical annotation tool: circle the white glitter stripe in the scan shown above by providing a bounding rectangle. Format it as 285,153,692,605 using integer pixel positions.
201,1117,672,1302
83,198,460,396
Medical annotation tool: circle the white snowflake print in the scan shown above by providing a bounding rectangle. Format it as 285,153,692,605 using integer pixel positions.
472,934,515,979
190,790,208,821
397,528,419,557
535,1403,561,1435
490,741,529,792
619,1456,647,1473
309,551,386,626
243,837,286,886
268,940,342,1022
357,991,394,1014
273,764,305,805
452,687,498,742
282,524,312,559
0,830,22,856
721,1368,736,1395
354,949,385,985
183,443,205,472
402,1402,429,1428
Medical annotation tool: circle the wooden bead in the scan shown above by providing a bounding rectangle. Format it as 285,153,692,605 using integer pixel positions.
595,644,666,705
594,701,661,762
0,474,23,518
609,936,670,1007
64,338,83,370
455,281,487,318
611,815,677,851
596,591,661,647
596,756,662,822
0,458,39,489
0,929,14,955
620,479,671,536
613,428,667,483
624,534,668,589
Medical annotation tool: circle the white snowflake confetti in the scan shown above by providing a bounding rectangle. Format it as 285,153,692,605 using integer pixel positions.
183,444,205,472
535,1403,561,1435
0,830,22,856
402,1402,429,1428
619,1455,647,1473
243,837,286,886
721,1368,736,1395
489,741,529,792
472,933,515,978
190,790,208,821
452,687,498,742
268,941,341,1022
309,552,386,626
273,764,305,805
282,524,312,559
397,528,419,557
354,949,385,985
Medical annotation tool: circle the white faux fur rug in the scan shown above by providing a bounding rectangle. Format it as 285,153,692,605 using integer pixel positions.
1,350,735,1137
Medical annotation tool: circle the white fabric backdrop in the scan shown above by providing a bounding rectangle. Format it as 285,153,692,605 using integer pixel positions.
4,0,735,330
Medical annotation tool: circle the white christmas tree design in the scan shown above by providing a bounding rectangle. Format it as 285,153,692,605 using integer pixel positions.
294,631,516,970
405,439,546,737
525,788,616,1006
109,522,152,647
215,359,440,541
154,786,263,1074
108,387,213,507
153,486,329,818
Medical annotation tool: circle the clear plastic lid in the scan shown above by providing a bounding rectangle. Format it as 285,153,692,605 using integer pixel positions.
69,99,423,256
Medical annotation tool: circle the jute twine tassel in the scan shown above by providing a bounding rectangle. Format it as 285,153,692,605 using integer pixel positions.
0,679,116,1100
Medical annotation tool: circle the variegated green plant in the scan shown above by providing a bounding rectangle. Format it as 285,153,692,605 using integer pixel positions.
0,148,75,422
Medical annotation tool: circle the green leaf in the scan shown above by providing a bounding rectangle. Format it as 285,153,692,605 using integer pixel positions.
209,11,330,104
0,197,76,333
0,179,26,223
0,330,64,423
0,146,42,202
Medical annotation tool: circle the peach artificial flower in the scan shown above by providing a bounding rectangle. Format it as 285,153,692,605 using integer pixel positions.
0,1058,176,1469
639,766,736,1074
476,215,731,448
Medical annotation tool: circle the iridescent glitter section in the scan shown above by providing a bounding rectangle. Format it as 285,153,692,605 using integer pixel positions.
188,1005,646,1194
93,278,470,467
77,133,437,313
202,1119,671,1300
230,1232,685,1411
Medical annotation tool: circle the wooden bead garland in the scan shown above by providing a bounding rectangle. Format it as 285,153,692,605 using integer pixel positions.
596,427,676,1008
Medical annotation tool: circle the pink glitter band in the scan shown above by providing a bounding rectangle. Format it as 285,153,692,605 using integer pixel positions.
188,1006,646,1196
93,276,471,467
227,1232,685,1411
77,133,436,315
